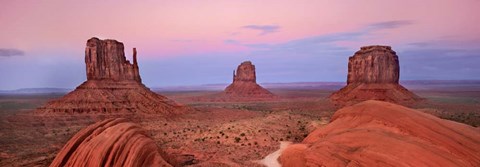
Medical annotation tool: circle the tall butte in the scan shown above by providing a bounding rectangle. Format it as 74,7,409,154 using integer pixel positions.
37,37,184,115
223,61,275,100
330,45,421,105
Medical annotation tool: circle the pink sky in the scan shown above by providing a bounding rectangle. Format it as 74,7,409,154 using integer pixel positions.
1,0,479,89
2,0,478,57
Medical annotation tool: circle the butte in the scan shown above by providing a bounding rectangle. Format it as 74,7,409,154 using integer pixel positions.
36,37,184,115
222,61,276,100
330,45,421,106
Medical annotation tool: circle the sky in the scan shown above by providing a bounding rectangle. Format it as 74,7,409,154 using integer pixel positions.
1,0,479,90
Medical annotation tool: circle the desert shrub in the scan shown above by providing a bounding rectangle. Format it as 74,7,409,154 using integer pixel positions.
299,125,306,131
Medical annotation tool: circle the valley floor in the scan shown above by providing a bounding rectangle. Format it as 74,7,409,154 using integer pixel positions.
0,87,479,166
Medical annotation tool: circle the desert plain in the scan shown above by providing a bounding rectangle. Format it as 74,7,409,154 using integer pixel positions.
0,81,479,166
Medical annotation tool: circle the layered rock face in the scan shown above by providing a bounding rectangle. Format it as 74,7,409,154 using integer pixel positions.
279,100,480,167
347,45,399,84
37,37,184,115
330,45,420,105
233,61,256,82
50,118,172,167
223,61,275,100
85,37,141,82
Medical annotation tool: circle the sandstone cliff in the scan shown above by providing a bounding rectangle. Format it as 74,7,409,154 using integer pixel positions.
347,45,399,84
233,61,256,82
85,37,141,82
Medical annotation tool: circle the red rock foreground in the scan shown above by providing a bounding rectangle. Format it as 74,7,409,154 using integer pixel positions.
223,61,275,100
330,45,421,105
50,118,171,167
37,37,184,115
279,100,480,166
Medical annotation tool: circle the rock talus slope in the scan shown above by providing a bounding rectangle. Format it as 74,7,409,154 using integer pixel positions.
50,118,172,167
279,100,480,167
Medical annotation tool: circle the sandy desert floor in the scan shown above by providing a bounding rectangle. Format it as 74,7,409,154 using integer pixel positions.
0,86,479,166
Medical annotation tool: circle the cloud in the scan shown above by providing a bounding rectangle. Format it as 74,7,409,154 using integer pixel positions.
407,42,430,47
222,19,422,81
0,48,25,57
225,28,364,56
224,39,241,45
170,39,194,43
228,20,415,53
219,20,479,81
368,20,414,29
242,25,280,35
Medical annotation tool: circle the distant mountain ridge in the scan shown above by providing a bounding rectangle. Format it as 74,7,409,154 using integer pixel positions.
0,88,71,95
152,80,480,92
2,80,480,94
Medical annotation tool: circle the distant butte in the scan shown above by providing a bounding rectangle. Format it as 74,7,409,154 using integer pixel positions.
223,61,276,100
36,37,184,115
330,45,421,105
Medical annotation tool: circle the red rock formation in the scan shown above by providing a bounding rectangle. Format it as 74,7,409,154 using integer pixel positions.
347,45,399,84
223,61,275,100
233,61,256,82
50,118,172,167
85,37,141,82
279,100,480,167
37,37,184,115
330,45,420,105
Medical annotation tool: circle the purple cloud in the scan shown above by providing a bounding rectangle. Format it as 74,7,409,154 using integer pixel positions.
0,48,24,57
242,25,280,35
369,20,414,29
228,20,415,54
